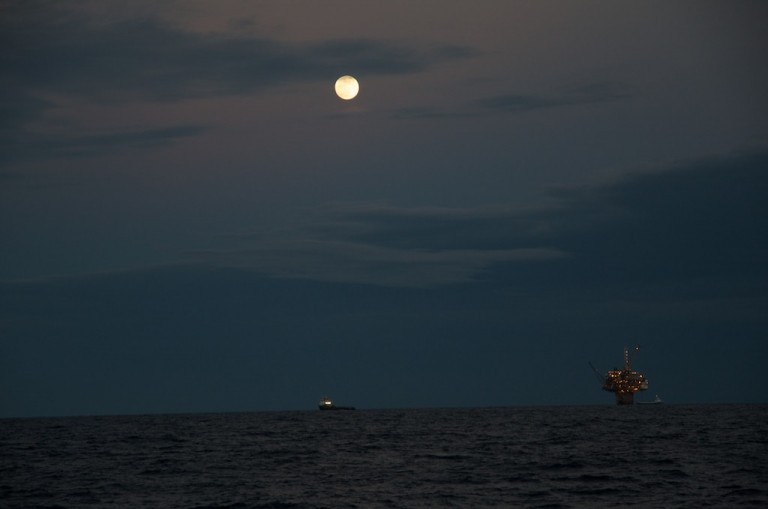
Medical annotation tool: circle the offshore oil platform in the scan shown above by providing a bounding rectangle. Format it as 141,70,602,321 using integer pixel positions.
590,346,649,405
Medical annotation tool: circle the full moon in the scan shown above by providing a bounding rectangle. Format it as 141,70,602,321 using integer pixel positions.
334,75,359,100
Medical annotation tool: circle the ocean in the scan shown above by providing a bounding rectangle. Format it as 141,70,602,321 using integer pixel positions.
1,405,766,508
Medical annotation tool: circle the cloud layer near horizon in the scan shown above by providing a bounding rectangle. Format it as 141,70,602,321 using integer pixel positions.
2,148,764,416
0,150,768,415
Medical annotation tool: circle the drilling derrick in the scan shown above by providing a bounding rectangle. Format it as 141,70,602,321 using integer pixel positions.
592,346,649,405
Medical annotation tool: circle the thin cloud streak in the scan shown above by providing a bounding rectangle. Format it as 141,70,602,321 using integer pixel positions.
393,82,634,119
189,240,565,288
477,82,633,113
0,125,207,164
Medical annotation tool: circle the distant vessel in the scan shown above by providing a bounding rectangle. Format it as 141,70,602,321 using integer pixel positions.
589,346,649,405
638,395,663,405
318,397,355,411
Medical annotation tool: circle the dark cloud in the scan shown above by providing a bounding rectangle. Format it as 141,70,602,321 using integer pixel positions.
477,82,633,113
0,124,207,164
544,149,768,289
0,3,474,165
188,148,768,297
0,2,474,123
392,107,471,120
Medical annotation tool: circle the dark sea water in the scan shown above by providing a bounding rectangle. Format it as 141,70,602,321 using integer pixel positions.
2,405,766,508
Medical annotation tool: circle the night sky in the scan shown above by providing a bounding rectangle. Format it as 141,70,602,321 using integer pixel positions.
2,1,767,417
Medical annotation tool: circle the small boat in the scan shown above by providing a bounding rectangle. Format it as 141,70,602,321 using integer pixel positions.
638,395,663,405
318,397,355,411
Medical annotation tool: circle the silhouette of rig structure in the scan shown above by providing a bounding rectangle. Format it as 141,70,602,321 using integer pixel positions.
590,346,649,405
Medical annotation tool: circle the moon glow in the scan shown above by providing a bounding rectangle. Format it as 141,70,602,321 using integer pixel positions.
334,75,359,100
